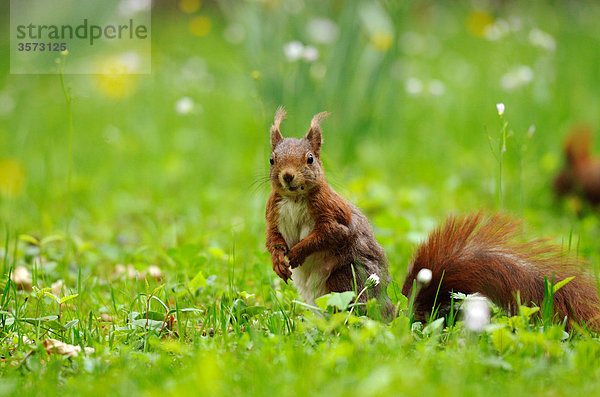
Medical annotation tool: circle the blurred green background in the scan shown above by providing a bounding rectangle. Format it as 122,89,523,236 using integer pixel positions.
2,0,600,303
3,1,600,395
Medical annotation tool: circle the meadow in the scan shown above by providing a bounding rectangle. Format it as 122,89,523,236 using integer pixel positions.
2,0,600,395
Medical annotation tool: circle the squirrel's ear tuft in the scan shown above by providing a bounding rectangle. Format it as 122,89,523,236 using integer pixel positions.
305,111,329,157
270,106,286,149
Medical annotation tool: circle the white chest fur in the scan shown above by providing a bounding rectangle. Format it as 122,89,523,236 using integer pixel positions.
277,197,330,305
277,197,314,247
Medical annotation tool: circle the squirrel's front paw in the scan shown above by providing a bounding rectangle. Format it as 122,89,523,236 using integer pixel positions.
287,247,305,269
272,253,292,283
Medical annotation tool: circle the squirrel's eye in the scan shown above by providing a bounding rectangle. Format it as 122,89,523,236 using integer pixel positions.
307,154,314,164
270,155,274,165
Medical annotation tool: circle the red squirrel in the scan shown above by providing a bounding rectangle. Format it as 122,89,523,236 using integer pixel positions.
265,109,600,329
265,107,393,318
554,125,600,206
402,213,600,330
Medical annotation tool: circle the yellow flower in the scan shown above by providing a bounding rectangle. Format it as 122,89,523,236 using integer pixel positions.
189,16,212,37
371,31,393,51
179,0,201,14
467,10,494,38
94,54,139,99
0,158,26,198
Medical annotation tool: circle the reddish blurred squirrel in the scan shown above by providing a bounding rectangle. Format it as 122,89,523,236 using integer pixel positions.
265,109,599,329
554,125,600,206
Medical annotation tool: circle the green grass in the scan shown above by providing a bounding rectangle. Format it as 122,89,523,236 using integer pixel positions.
2,1,600,395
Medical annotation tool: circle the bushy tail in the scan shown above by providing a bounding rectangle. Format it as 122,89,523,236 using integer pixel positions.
402,213,600,329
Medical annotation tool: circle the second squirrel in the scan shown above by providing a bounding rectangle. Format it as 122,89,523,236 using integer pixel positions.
554,125,600,206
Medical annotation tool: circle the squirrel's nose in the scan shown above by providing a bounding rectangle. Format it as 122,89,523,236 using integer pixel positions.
282,173,294,184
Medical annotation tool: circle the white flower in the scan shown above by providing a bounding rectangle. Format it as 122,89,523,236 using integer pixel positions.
429,80,445,96
119,51,142,73
302,46,319,62
306,18,339,44
405,77,423,96
283,41,304,62
175,97,194,115
416,268,432,285
500,65,533,90
484,19,510,41
463,294,490,332
516,65,533,82
119,0,151,16
365,273,380,289
529,28,556,52
223,23,246,44
496,103,505,116
508,16,522,32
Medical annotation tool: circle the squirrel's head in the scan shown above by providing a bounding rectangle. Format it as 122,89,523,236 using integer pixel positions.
564,125,593,170
268,107,329,197
555,125,594,197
